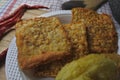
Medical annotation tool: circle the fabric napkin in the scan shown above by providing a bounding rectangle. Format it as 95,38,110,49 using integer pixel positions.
0,0,69,18
0,4,48,63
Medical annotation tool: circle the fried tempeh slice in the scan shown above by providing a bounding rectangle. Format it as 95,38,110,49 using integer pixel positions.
36,53,120,78
15,17,71,70
87,14,118,53
34,56,72,77
64,23,88,59
72,8,118,53
72,7,98,23
34,23,88,77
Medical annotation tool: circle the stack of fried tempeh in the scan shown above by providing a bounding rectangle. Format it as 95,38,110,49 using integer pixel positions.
15,8,118,77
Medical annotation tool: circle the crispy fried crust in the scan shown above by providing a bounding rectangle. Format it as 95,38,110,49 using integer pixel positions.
32,9,118,77
34,55,72,77
16,17,71,70
16,8,118,78
87,14,118,53
34,23,88,77
72,8,98,23
64,23,88,59
35,53,120,78
72,8,118,53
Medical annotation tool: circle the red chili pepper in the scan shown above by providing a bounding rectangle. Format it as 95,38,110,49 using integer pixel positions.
0,48,8,63
0,5,26,38
0,4,48,39
0,4,48,63
0,4,48,23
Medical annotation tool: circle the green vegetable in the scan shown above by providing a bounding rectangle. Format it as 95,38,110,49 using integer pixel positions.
56,54,118,80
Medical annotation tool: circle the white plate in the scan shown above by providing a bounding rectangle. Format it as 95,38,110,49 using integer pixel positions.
39,10,71,24
5,3,120,80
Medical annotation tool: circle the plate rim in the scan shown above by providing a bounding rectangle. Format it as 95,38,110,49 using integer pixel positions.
5,37,16,80
38,10,71,17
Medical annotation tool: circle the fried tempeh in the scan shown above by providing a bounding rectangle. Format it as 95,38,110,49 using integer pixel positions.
16,8,118,78
72,8,118,53
35,23,88,77
64,23,88,59
16,17,71,70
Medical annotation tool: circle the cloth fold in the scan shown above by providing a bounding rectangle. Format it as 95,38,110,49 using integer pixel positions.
0,4,48,63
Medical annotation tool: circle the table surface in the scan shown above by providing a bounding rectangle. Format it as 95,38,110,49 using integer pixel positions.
0,9,47,80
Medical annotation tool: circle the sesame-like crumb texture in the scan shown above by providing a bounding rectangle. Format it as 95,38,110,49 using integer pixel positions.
64,23,88,59
15,8,118,78
34,56,72,77
72,8,118,53
34,23,88,77
16,17,71,69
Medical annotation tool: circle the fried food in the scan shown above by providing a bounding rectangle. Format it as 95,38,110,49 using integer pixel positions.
34,56,72,77
72,8,118,53
72,7,97,23
34,23,88,77
64,23,88,59
55,54,118,80
35,53,120,78
16,8,118,78
16,17,71,70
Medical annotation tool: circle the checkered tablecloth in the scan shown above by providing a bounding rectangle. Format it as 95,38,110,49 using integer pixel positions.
0,0,70,19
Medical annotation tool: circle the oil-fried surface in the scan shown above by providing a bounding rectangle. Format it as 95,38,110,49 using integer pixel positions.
34,55,72,77
72,8,118,53
16,17,71,70
72,8,97,23
64,23,88,59
16,8,118,78
35,53,120,78
34,23,88,77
